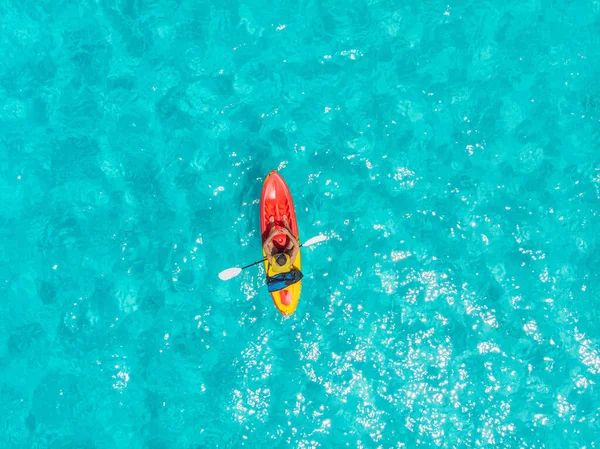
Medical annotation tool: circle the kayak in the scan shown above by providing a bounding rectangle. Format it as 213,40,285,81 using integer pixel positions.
260,170,302,316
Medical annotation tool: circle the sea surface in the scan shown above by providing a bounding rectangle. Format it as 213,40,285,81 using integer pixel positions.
1,0,600,448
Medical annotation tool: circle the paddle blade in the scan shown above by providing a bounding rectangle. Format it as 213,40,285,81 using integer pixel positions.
302,234,327,247
218,267,243,281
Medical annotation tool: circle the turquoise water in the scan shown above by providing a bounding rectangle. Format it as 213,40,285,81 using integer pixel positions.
2,0,600,447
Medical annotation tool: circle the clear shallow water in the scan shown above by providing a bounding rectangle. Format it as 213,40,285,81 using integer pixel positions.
1,0,600,447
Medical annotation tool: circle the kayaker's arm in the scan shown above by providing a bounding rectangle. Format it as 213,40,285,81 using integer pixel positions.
262,243,273,265
280,227,300,265
262,226,280,264
289,240,299,265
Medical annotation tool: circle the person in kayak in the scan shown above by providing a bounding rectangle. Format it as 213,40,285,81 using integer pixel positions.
263,216,303,299
263,216,299,271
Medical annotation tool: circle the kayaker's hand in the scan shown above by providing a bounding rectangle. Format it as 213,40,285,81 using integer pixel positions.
279,227,293,238
267,228,280,241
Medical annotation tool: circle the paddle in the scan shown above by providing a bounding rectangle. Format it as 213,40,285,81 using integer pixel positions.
218,234,327,281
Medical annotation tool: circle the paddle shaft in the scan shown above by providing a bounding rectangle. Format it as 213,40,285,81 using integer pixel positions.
240,241,311,271
241,258,266,270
